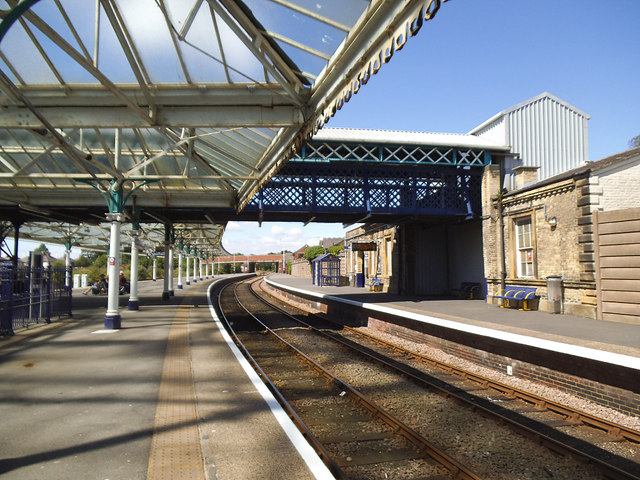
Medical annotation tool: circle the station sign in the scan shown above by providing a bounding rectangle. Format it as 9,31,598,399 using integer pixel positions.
351,242,377,251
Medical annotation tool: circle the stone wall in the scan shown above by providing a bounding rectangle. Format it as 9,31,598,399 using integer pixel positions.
290,259,311,278
482,165,597,317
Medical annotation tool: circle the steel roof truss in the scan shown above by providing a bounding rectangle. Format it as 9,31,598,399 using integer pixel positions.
207,0,306,106
0,142,20,174
266,0,351,32
156,0,192,84
265,31,331,61
212,127,264,158
194,144,252,179
99,0,154,107
17,17,66,85
0,49,25,85
207,1,232,83
196,131,260,172
162,127,236,193
53,0,93,63
14,4,154,125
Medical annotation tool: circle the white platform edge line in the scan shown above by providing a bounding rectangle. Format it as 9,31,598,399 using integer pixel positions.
265,277,640,371
206,279,336,480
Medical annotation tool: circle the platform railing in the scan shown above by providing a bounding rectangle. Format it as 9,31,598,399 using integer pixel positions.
0,263,72,336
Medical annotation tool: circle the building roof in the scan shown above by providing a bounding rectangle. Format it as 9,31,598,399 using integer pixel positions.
313,127,510,151
468,92,591,135
506,146,640,196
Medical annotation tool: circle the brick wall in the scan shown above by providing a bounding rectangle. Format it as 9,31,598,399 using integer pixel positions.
598,162,640,211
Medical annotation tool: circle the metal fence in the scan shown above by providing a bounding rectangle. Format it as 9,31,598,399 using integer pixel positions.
0,263,73,336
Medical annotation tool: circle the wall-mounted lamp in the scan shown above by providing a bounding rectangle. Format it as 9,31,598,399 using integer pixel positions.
543,205,557,228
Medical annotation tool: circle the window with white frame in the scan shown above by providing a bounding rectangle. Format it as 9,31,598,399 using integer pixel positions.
515,216,535,278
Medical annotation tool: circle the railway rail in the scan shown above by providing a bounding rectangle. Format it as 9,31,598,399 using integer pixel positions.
216,277,640,479
217,278,481,480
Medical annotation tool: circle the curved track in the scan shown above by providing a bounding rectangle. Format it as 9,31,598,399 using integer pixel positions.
216,277,640,480
218,278,481,480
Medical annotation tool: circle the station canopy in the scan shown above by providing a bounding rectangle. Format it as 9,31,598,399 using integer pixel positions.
0,0,448,253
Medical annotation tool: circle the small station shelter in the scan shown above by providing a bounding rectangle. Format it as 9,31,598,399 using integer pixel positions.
312,254,341,287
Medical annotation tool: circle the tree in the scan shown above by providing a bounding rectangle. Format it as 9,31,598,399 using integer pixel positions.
74,255,92,268
328,244,344,256
93,253,108,269
303,245,325,263
630,135,640,148
51,259,66,269
33,243,50,255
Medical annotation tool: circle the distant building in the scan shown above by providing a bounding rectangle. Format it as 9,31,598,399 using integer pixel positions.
320,237,343,249
292,244,309,260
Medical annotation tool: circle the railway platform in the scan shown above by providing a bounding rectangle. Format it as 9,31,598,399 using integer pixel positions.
0,275,332,480
265,274,640,358
264,273,640,415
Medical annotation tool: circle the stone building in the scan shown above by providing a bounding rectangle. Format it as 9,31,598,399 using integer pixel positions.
344,224,398,293
482,146,640,322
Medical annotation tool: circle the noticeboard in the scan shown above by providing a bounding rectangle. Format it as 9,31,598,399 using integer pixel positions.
351,242,377,251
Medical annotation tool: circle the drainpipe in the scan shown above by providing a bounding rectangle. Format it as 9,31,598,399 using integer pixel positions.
498,159,507,292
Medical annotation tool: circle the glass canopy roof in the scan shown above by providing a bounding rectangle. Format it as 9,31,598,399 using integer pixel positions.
0,0,447,252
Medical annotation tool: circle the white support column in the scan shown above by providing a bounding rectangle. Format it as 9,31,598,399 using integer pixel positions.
199,254,203,281
128,231,139,310
152,256,157,282
168,247,174,296
64,246,72,288
104,213,124,329
185,252,191,286
177,250,183,289
162,225,171,300
193,250,198,283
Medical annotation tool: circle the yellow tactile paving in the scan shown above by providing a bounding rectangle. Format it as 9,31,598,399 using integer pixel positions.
147,296,205,480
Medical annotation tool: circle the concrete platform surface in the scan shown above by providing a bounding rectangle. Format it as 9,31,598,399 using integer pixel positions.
0,276,332,480
265,274,640,361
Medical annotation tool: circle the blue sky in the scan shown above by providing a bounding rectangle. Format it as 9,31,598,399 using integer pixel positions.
14,0,640,258
222,0,640,255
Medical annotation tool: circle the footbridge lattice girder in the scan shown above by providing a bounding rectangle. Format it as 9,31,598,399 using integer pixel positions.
247,161,484,217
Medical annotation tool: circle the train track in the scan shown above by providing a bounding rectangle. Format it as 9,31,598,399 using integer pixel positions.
252,278,640,479
217,278,481,480
217,277,640,479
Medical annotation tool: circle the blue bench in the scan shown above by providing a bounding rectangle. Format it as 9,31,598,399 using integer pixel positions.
365,278,382,291
494,286,538,310
452,282,480,299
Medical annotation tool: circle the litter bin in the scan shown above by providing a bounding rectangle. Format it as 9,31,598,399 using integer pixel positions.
355,273,364,288
546,276,563,314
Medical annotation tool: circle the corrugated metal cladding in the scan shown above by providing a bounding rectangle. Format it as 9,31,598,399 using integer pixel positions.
471,93,590,182
507,95,589,180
